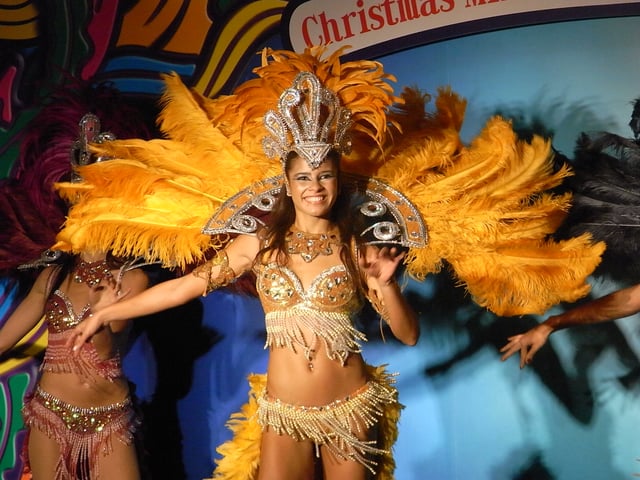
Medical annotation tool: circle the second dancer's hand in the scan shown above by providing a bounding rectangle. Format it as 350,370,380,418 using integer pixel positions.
67,312,107,353
66,281,130,353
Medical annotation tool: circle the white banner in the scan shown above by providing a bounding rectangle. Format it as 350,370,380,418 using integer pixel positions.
284,0,640,55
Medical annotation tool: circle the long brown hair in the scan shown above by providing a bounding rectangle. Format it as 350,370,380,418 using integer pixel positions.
257,151,363,294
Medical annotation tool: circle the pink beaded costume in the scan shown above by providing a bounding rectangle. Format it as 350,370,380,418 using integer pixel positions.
41,290,122,381
21,263,140,480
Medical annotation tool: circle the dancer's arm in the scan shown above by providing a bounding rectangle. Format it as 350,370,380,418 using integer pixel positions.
68,234,260,351
0,268,53,355
500,283,640,368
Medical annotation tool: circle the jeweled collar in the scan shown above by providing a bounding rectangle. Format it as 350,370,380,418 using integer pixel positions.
285,226,342,263
73,258,114,287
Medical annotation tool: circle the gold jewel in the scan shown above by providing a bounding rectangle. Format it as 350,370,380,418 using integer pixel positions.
285,227,341,263
192,250,237,295
73,259,113,287
263,71,352,170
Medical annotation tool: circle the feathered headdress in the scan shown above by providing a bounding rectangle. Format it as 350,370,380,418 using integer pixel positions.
0,80,155,275
53,47,604,316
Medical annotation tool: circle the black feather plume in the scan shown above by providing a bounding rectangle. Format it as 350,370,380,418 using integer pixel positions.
555,99,640,283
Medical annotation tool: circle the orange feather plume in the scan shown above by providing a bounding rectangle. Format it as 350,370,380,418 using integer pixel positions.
53,47,604,316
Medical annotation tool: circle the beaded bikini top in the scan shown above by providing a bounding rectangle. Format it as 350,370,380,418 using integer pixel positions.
42,289,121,381
256,262,366,365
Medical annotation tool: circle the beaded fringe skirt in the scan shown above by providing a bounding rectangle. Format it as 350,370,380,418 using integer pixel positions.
22,386,139,480
210,364,402,480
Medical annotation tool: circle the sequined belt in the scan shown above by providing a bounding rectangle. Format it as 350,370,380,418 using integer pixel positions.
30,386,133,434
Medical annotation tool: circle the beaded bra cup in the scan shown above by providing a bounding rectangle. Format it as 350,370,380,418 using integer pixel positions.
256,263,360,314
256,262,365,365
45,290,91,332
42,290,122,381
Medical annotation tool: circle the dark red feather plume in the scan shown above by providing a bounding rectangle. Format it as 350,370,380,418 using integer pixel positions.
0,79,158,276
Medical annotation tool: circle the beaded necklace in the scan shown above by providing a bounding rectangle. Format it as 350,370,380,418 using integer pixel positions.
73,259,114,287
285,227,342,262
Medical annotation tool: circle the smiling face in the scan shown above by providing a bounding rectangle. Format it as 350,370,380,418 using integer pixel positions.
285,153,339,225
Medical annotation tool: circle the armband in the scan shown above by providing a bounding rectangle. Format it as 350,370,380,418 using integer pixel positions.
192,251,237,296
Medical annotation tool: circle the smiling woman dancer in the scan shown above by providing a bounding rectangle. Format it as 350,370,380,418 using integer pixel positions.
54,48,605,480
66,71,419,479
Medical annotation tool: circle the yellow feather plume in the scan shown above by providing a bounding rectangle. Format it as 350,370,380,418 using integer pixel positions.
54,47,399,267
209,374,264,480
207,46,401,176
374,88,604,315
53,47,604,316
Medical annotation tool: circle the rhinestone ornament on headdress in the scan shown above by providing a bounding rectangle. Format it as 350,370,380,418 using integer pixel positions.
262,72,353,170
69,113,115,182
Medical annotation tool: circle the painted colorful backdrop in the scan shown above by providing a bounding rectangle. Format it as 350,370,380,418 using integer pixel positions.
2,1,640,479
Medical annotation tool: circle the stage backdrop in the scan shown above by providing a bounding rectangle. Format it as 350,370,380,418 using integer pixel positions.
2,1,640,479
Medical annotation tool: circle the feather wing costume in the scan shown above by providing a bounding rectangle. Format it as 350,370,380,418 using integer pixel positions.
553,119,640,284
53,47,604,317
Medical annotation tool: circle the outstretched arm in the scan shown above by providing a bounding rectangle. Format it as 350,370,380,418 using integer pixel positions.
68,234,260,351
360,245,420,346
0,268,54,355
69,267,205,351
500,283,640,368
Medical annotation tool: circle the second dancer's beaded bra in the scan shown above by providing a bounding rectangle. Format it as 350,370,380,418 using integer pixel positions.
52,47,606,479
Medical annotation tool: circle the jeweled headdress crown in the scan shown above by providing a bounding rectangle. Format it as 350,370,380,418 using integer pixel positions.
262,71,352,169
